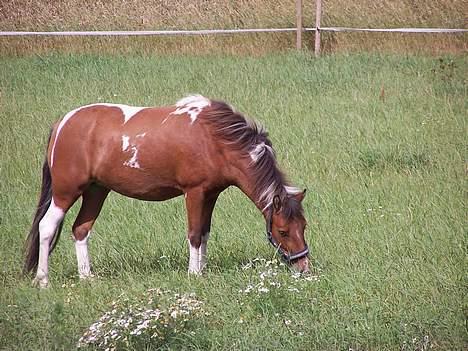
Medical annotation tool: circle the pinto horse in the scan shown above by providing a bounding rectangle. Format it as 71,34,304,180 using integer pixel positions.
24,95,309,288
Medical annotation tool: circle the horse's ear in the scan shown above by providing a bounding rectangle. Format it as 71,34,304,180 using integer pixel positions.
292,189,306,202
273,195,282,213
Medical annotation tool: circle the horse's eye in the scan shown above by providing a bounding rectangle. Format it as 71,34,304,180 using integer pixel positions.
279,230,288,237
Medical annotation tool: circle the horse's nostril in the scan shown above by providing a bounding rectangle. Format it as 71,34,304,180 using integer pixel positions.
292,257,310,273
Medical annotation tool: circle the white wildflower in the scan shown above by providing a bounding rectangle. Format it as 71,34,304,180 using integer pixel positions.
291,272,301,280
243,285,254,293
239,257,321,297
77,289,203,349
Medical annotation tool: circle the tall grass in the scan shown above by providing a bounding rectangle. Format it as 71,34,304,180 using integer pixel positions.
0,52,466,350
0,0,466,55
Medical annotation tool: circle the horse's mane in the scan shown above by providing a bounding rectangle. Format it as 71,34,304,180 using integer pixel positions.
199,98,303,218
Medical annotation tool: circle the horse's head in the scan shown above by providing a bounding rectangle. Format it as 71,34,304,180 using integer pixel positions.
267,190,309,272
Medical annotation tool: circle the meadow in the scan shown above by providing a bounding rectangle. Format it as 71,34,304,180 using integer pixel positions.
0,52,466,350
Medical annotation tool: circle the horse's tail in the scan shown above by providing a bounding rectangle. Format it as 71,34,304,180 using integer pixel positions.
23,130,64,274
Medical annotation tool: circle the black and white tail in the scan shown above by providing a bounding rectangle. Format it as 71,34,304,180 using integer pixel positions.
23,131,64,274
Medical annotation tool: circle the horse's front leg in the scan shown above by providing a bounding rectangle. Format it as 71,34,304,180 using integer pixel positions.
72,186,109,280
185,189,218,274
199,192,219,272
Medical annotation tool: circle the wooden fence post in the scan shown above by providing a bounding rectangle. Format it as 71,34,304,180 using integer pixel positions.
314,0,322,56
296,0,303,50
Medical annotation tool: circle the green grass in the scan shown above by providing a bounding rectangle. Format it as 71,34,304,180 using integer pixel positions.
0,52,466,350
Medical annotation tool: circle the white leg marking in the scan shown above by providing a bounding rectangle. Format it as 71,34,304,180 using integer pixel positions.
188,241,201,274
75,232,93,279
35,199,65,288
188,232,209,274
51,103,146,167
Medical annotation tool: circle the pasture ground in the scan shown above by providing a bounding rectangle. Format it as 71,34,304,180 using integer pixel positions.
0,53,466,350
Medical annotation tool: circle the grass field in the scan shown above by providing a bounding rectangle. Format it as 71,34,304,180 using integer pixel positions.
0,52,466,350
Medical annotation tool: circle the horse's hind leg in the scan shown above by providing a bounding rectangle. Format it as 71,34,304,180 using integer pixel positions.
72,185,109,279
33,192,80,288
34,199,66,288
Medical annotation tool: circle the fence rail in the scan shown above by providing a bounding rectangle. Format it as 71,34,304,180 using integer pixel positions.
2,27,465,37
315,27,467,33
0,0,466,55
0,28,301,36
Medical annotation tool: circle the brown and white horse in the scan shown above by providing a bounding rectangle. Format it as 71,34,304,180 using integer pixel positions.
24,95,309,288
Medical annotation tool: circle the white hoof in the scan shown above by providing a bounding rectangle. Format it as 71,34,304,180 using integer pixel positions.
32,276,49,288
79,273,96,281
188,269,203,276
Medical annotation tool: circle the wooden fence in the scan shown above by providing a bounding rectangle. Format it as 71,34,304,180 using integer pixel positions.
1,0,466,56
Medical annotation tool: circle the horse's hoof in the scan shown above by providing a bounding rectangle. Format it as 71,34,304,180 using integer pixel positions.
79,273,96,282
188,269,203,276
32,277,49,289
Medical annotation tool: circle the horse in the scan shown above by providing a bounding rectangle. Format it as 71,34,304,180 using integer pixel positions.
24,95,309,288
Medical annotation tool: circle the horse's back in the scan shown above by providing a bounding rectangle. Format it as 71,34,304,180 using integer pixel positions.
48,103,228,201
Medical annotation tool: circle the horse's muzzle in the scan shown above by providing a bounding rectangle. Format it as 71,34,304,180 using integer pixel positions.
291,256,310,273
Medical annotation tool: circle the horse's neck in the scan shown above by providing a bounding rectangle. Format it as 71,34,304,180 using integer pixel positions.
232,158,278,214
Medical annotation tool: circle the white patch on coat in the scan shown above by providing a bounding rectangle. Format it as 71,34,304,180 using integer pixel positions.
117,105,147,124
121,135,130,151
168,95,211,124
75,232,92,279
122,133,147,169
51,103,146,167
123,146,140,169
